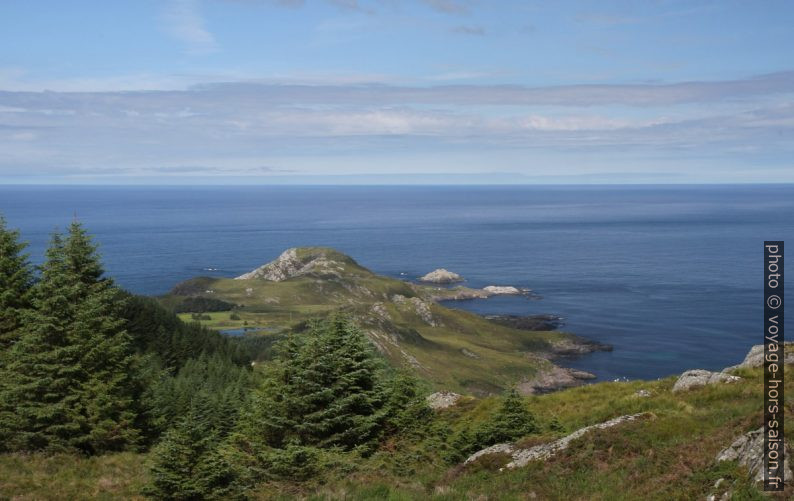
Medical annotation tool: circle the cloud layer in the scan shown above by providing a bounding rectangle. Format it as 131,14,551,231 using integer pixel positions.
1,71,793,182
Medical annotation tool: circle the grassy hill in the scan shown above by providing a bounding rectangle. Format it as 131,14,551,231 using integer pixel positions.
160,247,601,395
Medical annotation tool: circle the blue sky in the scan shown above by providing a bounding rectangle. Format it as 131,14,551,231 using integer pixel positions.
1,0,793,184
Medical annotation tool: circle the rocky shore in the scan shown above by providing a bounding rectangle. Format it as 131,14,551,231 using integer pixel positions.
485,314,563,331
424,285,536,302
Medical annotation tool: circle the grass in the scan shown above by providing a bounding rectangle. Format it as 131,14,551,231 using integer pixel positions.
0,452,149,500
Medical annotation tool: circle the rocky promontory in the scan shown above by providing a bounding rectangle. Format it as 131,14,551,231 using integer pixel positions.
170,246,613,396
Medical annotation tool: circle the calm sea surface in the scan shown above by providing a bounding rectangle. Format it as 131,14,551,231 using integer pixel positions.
2,184,792,381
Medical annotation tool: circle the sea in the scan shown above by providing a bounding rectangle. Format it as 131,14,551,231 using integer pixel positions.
2,184,792,382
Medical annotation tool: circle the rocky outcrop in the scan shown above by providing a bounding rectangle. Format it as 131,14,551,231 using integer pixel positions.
235,248,354,281
485,314,563,331
409,297,437,326
671,369,741,393
425,285,533,302
426,391,461,410
370,302,391,322
715,427,792,485
419,268,464,284
723,342,794,372
483,285,523,295
547,336,613,356
391,294,439,326
425,287,490,301
465,413,652,468
519,365,597,394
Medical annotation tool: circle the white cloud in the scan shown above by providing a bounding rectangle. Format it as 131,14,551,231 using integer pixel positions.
162,0,219,55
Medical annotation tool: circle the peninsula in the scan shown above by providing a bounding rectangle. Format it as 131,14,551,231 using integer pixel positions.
162,247,609,394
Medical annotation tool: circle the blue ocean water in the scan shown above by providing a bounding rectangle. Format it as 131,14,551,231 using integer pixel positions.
1,184,792,381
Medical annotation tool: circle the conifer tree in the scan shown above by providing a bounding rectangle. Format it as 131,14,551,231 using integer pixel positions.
64,221,140,452
0,222,140,453
0,232,84,451
147,397,219,500
474,387,537,447
237,332,304,449
296,315,384,448
0,215,33,348
236,315,385,453
147,372,251,500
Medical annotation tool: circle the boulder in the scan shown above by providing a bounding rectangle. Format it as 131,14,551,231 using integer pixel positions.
716,427,792,485
671,369,741,393
519,365,597,394
419,268,464,284
723,342,794,372
426,391,461,410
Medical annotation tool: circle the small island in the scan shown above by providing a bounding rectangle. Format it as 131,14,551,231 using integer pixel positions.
418,268,464,284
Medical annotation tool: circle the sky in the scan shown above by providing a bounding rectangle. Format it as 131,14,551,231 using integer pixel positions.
0,0,793,185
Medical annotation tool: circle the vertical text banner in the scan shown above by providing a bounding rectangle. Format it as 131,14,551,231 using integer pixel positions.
764,241,784,491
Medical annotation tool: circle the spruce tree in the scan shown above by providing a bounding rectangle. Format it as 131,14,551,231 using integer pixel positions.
0,215,33,348
474,387,537,447
237,332,304,449
0,222,140,453
0,232,84,451
296,315,384,448
64,221,140,452
147,398,219,500
237,315,385,452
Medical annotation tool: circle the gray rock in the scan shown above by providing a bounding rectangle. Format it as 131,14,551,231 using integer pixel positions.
724,342,794,372
465,412,651,468
519,365,597,394
418,268,464,284
671,369,741,393
426,287,490,301
568,369,597,380
716,427,792,485
370,302,391,322
461,348,480,359
409,297,437,326
426,391,461,410
464,443,516,465
235,248,346,281
482,285,522,295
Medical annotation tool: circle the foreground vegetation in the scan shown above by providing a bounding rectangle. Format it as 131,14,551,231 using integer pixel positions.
2,366,790,499
0,216,790,500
